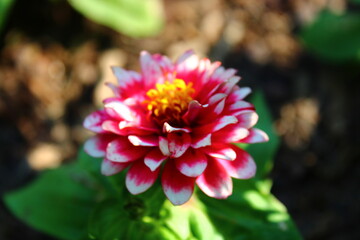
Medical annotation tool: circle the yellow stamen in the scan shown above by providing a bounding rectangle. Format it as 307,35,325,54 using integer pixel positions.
145,79,194,124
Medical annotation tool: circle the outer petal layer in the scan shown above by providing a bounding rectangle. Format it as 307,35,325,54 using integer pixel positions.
239,128,269,143
217,146,256,179
126,160,160,195
84,134,115,158
101,158,129,176
196,158,232,199
144,148,167,171
162,161,196,205
106,138,148,162
175,149,208,177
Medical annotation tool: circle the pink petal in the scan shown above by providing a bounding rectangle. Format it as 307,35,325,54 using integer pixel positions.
102,120,125,135
175,149,208,177
163,122,191,133
239,128,269,143
105,82,120,97
212,125,249,143
126,160,160,195
207,67,237,89
101,158,129,176
228,101,254,112
106,138,149,162
140,51,163,88
218,76,240,94
217,147,256,179
191,133,211,149
83,110,109,133
162,161,196,205
202,144,237,161
175,51,199,73
182,100,203,124
196,93,226,121
194,115,238,135
230,87,252,101
168,132,191,158
84,134,115,158
118,121,159,135
111,66,136,87
103,98,135,121
176,49,195,65
208,93,227,105
159,137,170,156
144,148,167,171
237,110,259,129
196,158,232,199
152,53,174,72
128,135,159,147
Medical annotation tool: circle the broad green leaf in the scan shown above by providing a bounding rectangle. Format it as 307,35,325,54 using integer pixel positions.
199,179,302,240
301,10,360,61
171,200,224,240
4,162,100,240
0,0,15,33
88,198,179,240
68,0,164,37
88,199,129,240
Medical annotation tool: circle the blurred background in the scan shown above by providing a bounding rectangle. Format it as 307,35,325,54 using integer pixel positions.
0,0,359,239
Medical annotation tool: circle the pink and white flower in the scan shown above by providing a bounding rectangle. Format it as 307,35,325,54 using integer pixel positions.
83,50,268,205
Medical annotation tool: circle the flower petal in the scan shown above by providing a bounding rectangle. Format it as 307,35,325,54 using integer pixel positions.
106,138,148,162
202,144,237,161
83,110,109,133
163,122,191,133
217,147,256,179
228,101,254,112
104,98,135,121
212,125,249,143
236,110,258,129
162,161,196,205
128,135,159,146
126,160,160,195
194,115,238,135
176,49,195,65
196,158,232,199
111,66,137,87
175,50,198,72
84,134,115,158
230,87,252,101
168,132,191,158
239,128,269,143
140,51,163,88
218,76,240,94
182,100,204,124
191,133,211,149
101,158,129,176
144,148,167,171
159,137,170,156
175,149,208,177
102,120,124,135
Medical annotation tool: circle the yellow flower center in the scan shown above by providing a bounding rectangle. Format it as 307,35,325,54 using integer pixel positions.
145,79,194,125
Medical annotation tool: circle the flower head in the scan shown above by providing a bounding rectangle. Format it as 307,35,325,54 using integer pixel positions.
83,50,268,205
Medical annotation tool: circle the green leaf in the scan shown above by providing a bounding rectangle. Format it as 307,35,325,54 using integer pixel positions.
301,10,360,61
199,179,302,240
3,161,100,240
67,0,164,37
0,0,15,33
88,199,129,240
88,198,180,240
